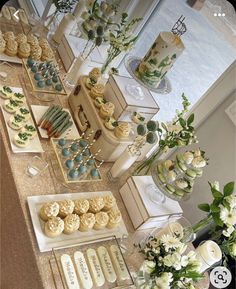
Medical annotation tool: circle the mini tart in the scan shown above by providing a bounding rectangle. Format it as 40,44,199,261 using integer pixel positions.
30,45,42,60
58,200,75,218
0,86,13,99
94,212,109,230
16,33,27,45
27,34,38,46
63,214,80,234
131,112,145,124
21,124,37,139
5,39,18,56
8,114,25,130
94,97,106,108
16,107,30,121
13,132,29,148
44,217,64,238
3,31,15,42
0,37,6,53
39,201,60,221
3,99,20,113
2,6,11,21
114,122,131,139
107,209,122,229
104,117,118,130
89,197,104,213
90,84,105,99
18,42,31,58
74,199,89,215
99,102,115,119
79,213,95,232
102,195,116,211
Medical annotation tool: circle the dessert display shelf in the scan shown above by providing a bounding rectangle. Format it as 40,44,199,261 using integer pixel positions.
27,191,128,252
50,236,134,289
50,138,102,184
0,86,44,153
22,59,67,95
125,55,172,94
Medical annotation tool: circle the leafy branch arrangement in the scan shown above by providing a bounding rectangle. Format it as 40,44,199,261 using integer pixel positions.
134,93,197,175
193,181,236,265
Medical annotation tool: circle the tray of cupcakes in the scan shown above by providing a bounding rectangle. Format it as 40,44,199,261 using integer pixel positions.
27,191,128,252
0,85,44,153
50,236,134,289
23,58,67,95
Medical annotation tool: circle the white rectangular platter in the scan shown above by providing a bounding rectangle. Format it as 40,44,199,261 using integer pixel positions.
27,191,128,252
0,87,44,153
31,104,80,139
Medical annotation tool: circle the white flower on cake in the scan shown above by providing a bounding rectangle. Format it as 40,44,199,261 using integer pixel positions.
191,156,206,168
183,151,194,164
222,226,234,237
160,235,181,251
220,207,236,226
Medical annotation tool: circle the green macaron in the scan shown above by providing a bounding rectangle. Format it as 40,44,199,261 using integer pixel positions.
186,169,197,179
175,189,185,197
158,173,166,184
176,153,184,163
165,184,175,194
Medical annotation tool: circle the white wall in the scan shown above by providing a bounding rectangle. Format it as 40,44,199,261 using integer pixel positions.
179,91,236,224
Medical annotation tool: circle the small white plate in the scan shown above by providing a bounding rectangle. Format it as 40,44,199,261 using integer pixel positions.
0,86,44,153
31,105,80,139
27,191,128,252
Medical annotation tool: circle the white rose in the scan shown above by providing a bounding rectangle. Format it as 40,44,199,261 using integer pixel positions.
191,156,206,168
183,151,194,164
143,260,156,273
180,255,189,267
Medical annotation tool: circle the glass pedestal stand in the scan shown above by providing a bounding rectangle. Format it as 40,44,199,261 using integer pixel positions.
145,184,166,204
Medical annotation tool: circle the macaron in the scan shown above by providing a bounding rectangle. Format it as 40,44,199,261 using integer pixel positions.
65,159,74,169
186,169,197,179
69,169,79,179
58,138,66,147
165,184,175,194
158,173,166,184
174,189,185,197
176,153,184,163
62,148,70,157
175,161,187,173
91,168,99,178
75,154,83,163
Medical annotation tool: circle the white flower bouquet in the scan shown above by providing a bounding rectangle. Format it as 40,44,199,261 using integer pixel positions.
137,234,203,289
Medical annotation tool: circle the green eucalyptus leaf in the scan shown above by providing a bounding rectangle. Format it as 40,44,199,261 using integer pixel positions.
210,204,220,213
212,187,223,199
198,203,210,212
179,118,186,127
187,114,194,125
223,182,234,196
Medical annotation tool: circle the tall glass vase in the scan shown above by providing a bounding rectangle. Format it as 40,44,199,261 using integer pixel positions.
192,216,213,234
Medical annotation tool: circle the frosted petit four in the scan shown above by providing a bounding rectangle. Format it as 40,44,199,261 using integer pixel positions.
13,132,29,148
103,195,116,211
86,248,105,287
8,114,25,130
89,197,104,213
114,122,131,139
3,99,20,113
0,86,13,99
79,213,95,232
93,212,109,230
99,102,115,119
63,214,80,234
58,200,75,218
109,245,129,280
60,254,80,289
97,246,117,283
90,83,104,99
74,199,89,215
39,201,60,221
44,216,64,238
74,251,93,289
104,117,118,130
94,97,106,108
107,209,122,229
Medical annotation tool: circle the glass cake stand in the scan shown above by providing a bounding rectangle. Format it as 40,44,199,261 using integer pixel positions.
124,55,172,94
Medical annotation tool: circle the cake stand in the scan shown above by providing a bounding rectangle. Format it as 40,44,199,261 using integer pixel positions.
125,55,172,94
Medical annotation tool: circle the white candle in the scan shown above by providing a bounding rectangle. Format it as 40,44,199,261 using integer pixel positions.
53,13,76,43
195,240,222,272
110,147,140,179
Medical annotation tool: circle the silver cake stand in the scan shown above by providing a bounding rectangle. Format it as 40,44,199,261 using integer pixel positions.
125,55,172,94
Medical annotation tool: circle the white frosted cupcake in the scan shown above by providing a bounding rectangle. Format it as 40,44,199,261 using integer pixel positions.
107,209,122,229
93,212,109,230
79,213,95,232
103,195,116,211
89,197,104,213
63,214,80,234
44,217,64,238
74,199,89,215
39,202,60,221
58,200,75,218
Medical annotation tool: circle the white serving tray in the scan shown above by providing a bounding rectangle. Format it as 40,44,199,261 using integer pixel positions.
0,87,44,153
31,105,80,139
0,53,22,64
27,191,128,252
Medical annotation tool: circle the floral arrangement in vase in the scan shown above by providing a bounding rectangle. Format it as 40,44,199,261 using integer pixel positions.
151,148,208,201
101,12,142,74
134,93,197,175
193,181,236,265
136,234,203,289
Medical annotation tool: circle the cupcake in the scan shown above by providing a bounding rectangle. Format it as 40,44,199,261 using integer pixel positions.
41,47,54,61
5,39,18,56
39,38,50,49
89,197,104,213
3,31,15,42
30,45,42,60
27,34,38,46
79,213,95,232
18,42,31,58
44,217,64,238
103,195,116,211
39,202,60,221
16,33,27,45
63,214,80,234
58,200,75,218
107,209,122,229
99,102,115,119
74,199,89,215
93,212,109,230
90,83,104,99
94,97,106,108
104,117,118,130
114,122,131,139
0,37,6,53
85,68,101,89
